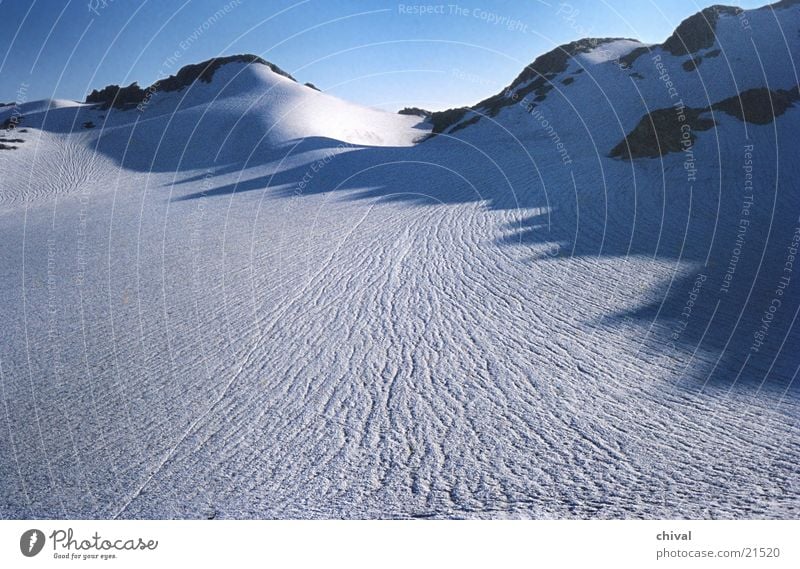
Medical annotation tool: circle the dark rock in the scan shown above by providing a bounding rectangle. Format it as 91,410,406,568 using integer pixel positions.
428,107,470,134
448,114,481,134
619,46,649,69
304,82,320,91
1,114,23,130
610,85,800,159
85,82,147,110
682,57,701,71
398,107,432,118
610,106,715,159
712,86,800,124
662,5,741,56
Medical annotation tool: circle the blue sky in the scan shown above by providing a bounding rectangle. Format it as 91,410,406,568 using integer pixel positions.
0,0,768,111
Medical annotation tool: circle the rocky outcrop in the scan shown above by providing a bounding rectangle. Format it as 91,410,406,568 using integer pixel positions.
712,86,800,124
610,107,716,159
85,82,147,109
611,86,800,159
428,107,470,134
398,107,431,118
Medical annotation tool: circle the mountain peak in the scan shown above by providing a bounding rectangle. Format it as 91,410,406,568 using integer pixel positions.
426,0,800,137
85,53,295,110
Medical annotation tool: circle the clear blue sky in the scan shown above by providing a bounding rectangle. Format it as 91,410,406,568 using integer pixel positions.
0,0,768,112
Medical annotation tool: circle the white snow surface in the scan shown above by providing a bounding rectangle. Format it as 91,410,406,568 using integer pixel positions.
1,3,799,519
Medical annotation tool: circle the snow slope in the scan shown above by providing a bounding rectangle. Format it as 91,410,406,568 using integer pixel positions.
0,2,799,519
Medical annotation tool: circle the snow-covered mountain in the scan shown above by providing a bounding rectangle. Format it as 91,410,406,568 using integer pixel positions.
0,54,425,195
1,2,799,519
